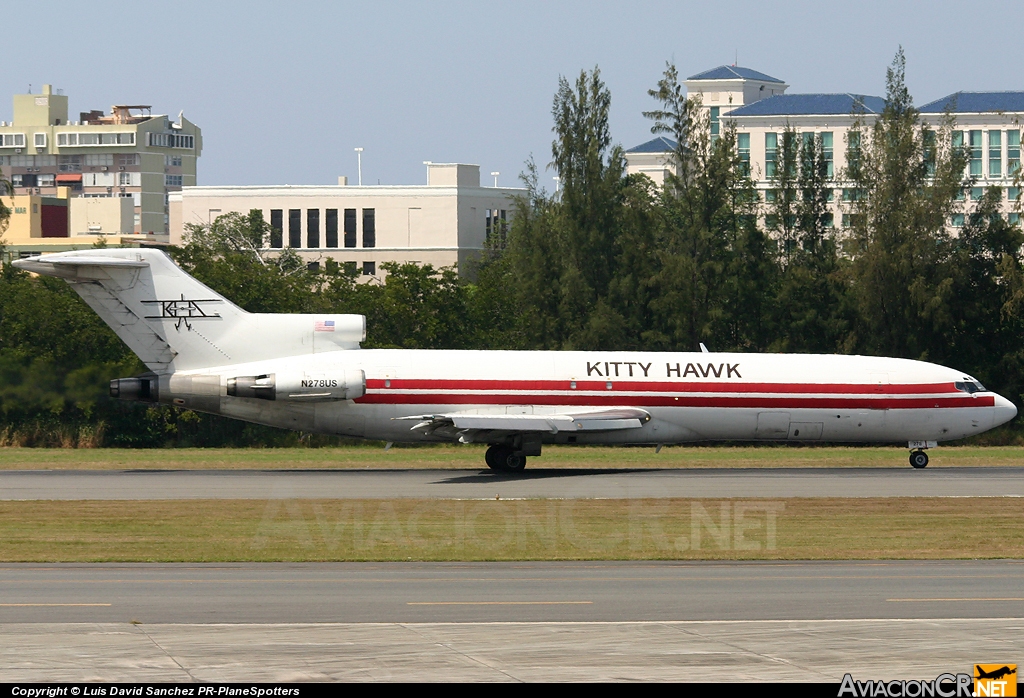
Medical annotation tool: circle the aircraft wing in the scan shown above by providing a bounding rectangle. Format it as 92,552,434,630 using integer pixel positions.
396,408,650,441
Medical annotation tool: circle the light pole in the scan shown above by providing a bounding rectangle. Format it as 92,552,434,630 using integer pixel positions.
553,176,560,193
354,147,363,186
491,171,500,187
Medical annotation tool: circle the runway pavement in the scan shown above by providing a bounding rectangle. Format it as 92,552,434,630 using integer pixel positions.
2,466,1023,500
1,560,1022,623
1,561,1022,681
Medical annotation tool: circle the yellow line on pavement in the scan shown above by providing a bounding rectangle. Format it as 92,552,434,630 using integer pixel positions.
0,597,112,601
887,598,1024,602
401,597,589,601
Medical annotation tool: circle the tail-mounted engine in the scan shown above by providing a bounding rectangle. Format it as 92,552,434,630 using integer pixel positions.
227,371,365,401
110,374,159,403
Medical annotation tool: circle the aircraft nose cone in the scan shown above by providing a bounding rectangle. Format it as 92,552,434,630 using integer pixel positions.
993,394,1018,427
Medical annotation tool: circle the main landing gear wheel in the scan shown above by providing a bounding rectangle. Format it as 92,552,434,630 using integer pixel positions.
909,450,929,469
485,445,527,472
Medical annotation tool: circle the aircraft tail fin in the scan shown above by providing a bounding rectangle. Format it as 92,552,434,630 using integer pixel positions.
13,249,365,372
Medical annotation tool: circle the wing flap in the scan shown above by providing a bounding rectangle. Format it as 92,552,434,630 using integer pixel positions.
397,407,650,438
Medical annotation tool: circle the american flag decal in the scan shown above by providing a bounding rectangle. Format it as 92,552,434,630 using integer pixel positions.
314,319,336,332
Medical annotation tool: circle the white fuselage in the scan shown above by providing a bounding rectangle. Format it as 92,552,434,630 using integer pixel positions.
163,349,1017,445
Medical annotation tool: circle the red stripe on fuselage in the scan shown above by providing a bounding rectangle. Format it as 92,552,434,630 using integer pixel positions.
355,392,993,410
364,378,958,395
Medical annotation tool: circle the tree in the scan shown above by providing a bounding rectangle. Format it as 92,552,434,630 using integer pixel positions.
644,62,767,351
499,68,640,350
172,210,319,313
845,48,968,360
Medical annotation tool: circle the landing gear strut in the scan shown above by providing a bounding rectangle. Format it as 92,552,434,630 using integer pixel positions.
485,445,527,472
909,450,929,469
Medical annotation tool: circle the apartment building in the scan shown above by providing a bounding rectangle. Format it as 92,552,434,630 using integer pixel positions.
170,163,522,277
0,84,201,239
624,65,1024,228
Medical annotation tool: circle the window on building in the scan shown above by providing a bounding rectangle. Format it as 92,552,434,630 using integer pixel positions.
120,172,133,186
1009,187,1021,201
270,210,283,248
117,154,139,166
764,189,777,202
344,261,357,275
765,132,778,178
344,209,357,248
737,133,750,175
969,130,983,176
34,133,46,148
1010,213,1020,226
2,133,25,147
846,132,861,178
306,209,320,248
710,107,720,143
823,212,834,228
971,187,984,201
951,213,965,227
362,209,375,248
363,261,375,276
165,175,182,187
1009,130,1020,176
325,209,338,248
38,174,55,187
288,209,301,247
989,131,1002,177
821,132,834,178
58,155,82,172
486,209,508,242
923,129,936,177
306,261,320,272
85,154,114,167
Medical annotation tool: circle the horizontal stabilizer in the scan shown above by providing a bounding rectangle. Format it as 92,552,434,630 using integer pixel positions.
13,249,365,372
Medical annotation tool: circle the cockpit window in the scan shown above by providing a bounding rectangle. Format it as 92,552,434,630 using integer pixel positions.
955,379,987,394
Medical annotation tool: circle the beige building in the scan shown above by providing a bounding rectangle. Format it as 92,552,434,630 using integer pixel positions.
625,64,1024,229
170,163,522,276
1,190,141,263
0,84,201,240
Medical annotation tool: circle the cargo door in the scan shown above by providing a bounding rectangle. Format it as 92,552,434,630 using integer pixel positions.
755,412,791,438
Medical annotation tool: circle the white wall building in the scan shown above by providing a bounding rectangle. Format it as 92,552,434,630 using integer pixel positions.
625,65,1024,229
170,163,523,277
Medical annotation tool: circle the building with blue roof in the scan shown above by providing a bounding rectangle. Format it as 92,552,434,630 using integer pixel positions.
726,93,886,117
625,65,1024,232
919,91,1024,114
687,66,785,84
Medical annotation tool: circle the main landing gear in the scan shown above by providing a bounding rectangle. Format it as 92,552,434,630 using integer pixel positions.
909,450,929,469
485,445,527,472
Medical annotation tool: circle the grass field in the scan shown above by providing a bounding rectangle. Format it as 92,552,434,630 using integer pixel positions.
0,497,1020,562
0,444,1022,470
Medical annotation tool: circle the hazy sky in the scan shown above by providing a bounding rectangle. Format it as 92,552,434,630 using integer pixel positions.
5,1,1021,190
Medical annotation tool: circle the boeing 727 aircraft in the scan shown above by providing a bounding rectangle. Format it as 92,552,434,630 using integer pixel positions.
14,249,1018,471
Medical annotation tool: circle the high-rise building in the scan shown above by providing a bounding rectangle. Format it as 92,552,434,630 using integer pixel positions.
0,84,201,240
